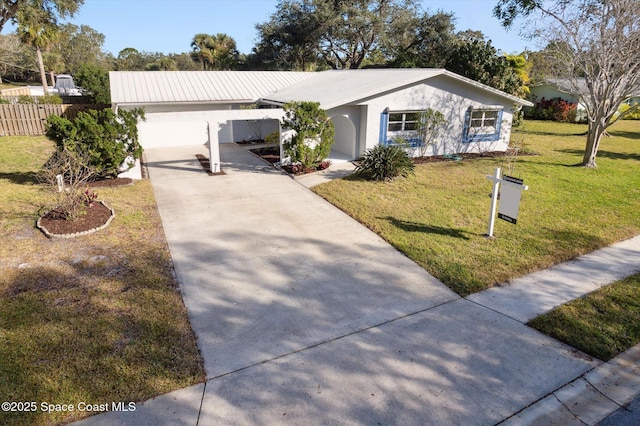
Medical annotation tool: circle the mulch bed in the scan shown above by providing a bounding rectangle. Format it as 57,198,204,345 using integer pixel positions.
37,178,131,237
236,139,266,145
38,202,113,235
195,154,226,175
412,149,532,164
249,146,531,176
250,146,280,164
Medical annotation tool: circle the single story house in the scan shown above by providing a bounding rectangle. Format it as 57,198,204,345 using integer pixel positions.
529,78,640,117
110,69,532,174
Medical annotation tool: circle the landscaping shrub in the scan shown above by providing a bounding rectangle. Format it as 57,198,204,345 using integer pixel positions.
39,147,97,221
265,131,280,145
354,144,415,181
282,101,334,170
17,94,34,104
618,103,640,120
41,93,62,104
526,97,581,122
45,107,145,179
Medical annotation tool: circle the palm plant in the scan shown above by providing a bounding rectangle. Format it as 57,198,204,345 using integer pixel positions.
16,7,59,94
191,33,238,70
191,33,214,70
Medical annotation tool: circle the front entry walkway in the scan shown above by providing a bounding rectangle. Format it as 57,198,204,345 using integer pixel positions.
80,143,603,424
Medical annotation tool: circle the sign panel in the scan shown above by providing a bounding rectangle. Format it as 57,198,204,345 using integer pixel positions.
498,175,524,224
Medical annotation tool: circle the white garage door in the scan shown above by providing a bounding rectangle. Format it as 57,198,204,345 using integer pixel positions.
137,120,209,149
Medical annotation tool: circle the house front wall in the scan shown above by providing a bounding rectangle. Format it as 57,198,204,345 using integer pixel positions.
359,75,517,157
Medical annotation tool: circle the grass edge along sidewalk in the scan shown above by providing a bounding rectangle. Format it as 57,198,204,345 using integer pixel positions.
0,136,206,426
529,273,640,362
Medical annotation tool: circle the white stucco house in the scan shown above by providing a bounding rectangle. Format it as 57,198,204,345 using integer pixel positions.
110,69,532,174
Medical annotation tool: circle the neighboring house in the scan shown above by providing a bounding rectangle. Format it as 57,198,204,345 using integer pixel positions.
529,78,585,105
110,69,532,175
529,78,640,116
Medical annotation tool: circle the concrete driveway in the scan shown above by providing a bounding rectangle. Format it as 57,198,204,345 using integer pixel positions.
143,143,598,424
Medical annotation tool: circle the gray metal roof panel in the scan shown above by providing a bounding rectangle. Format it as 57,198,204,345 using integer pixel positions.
110,71,314,104
261,69,532,108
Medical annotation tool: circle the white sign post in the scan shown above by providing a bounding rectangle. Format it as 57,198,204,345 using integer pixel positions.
485,167,529,238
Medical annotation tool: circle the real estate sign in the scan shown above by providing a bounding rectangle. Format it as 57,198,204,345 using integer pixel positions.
485,168,529,237
498,175,525,224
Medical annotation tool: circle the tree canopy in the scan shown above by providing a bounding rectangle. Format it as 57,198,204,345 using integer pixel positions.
0,0,82,32
494,0,640,167
254,0,423,70
190,33,238,70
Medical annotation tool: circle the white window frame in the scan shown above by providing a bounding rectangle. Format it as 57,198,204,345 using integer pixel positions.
464,107,503,143
387,111,420,140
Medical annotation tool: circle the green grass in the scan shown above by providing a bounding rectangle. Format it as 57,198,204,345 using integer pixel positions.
529,274,640,361
313,120,640,296
0,136,205,425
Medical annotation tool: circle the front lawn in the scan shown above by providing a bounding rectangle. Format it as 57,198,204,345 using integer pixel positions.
313,120,640,296
529,273,640,361
0,136,205,425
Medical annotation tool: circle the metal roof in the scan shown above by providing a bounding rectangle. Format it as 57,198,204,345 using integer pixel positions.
109,71,314,105
110,69,532,108
261,69,533,108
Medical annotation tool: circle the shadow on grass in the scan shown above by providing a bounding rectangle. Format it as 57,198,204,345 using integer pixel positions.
517,128,588,137
381,216,473,240
0,171,40,185
607,130,640,140
541,227,608,259
0,251,205,426
556,148,640,162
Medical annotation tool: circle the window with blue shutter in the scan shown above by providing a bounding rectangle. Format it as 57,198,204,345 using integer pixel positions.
463,108,503,143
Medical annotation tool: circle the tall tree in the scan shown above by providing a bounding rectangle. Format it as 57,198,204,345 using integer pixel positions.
494,0,640,168
255,0,421,70
444,34,523,96
0,0,82,33
190,33,238,70
52,23,107,74
16,5,58,93
254,0,320,70
190,33,213,70
386,11,457,68
0,33,36,82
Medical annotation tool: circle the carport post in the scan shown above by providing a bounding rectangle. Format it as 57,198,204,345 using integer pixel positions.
208,121,221,173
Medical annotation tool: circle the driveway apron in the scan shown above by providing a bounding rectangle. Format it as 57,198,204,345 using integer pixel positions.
145,144,598,424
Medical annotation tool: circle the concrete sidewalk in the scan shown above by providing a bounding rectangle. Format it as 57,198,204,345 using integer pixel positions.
74,144,640,425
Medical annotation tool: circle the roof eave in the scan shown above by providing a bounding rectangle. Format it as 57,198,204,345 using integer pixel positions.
442,70,534,107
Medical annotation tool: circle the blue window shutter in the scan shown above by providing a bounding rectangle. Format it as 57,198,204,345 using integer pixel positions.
379,110,389,145
494,109,504,141
462,108,471,143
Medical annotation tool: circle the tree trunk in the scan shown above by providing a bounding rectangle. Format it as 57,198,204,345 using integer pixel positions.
582,120,605,168
36,47,48,95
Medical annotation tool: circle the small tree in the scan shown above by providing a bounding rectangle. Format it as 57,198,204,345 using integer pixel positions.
416,108,446,157
45,107,145,179
282,101,334,169
39,146,97,221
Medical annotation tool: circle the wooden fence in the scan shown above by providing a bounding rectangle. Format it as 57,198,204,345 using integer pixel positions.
0,104,108,136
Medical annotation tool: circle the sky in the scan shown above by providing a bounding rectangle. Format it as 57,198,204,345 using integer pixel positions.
2,0,536,57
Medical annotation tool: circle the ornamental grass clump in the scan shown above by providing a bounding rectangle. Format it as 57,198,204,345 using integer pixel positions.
354,144,415,181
